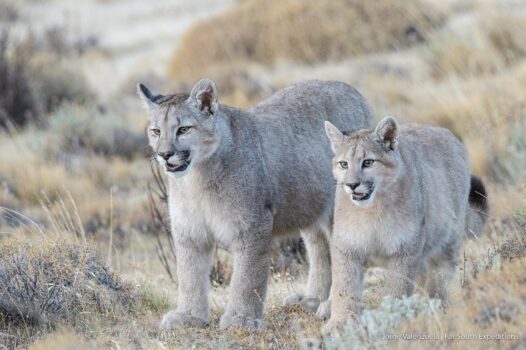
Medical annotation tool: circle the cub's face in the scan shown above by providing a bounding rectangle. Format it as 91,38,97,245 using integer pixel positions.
137,79,221,177
325,117,401,207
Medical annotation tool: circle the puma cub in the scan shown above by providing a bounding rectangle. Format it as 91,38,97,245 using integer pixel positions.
323,116,488,330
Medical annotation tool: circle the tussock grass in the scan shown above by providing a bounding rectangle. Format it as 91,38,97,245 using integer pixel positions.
168,0,444,106
171,0,443,71
0,199,170,348
427,6,526,79
396,66,526,184
0,236,139,347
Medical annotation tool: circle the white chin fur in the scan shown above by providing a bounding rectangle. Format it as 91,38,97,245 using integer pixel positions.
351,189,376,207
344,185,352,194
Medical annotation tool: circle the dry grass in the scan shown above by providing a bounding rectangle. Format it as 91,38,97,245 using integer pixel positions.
398,67,526,184
171,0,443,70
0,237,137,329
168,0,444,106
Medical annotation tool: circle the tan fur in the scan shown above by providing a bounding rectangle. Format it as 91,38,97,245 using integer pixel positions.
322,117,488,331
137,79,374,330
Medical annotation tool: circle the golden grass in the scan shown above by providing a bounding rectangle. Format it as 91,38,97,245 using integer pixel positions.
373,64,526,185
169,0,444,84
0,134,92,206
398,258,526,350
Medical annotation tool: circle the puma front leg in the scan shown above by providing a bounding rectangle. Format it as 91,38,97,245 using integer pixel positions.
219,223,272,330
160,236,212,329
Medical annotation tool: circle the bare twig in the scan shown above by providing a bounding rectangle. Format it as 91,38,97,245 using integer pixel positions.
147,162,176,281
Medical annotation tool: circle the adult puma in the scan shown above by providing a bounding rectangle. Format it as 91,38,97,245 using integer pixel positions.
137,79,373,329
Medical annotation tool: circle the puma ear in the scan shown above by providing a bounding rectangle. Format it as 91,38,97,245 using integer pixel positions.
325,121,344,153
375,116,399,151
190,78,219,115
136,83,162,111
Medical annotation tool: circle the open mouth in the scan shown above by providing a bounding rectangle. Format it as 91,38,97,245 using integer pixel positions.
166,158,191,172
352,186,374,201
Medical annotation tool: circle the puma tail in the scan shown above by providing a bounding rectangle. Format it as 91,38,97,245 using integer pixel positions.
465,175,489,239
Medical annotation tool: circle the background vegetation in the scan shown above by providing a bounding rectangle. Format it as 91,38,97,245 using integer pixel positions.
0,0,524,348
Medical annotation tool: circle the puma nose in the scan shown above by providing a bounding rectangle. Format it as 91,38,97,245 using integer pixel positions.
347,183,360,190
159,151,174,161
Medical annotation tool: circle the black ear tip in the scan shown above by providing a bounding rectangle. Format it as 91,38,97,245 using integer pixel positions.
136,83,144,95
137,83,147,94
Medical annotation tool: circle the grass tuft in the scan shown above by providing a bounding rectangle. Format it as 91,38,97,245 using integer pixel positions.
0,236,139,347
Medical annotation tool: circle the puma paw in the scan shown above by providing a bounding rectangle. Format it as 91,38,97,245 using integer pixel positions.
321,319,345,335
282,293,320,313
159,310,209,330
282,292,303,305
316,299,331,320
219,312,264,330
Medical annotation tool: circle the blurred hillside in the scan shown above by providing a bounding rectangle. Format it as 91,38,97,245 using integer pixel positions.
0,0,525,349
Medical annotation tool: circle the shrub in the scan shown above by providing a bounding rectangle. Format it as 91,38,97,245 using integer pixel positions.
0,237,138,336
0,32,43,128
47,103,146,159
0,0,18,22
302,294,442,349
30,54,95,113
169,0,444,81
0,29,96,129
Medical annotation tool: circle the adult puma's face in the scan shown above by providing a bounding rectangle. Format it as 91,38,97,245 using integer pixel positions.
325,117,401,207
148,102,220,176
137,79,221,177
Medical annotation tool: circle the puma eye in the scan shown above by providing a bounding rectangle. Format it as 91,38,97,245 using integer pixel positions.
151,128,161,136
338,161,348,169
363,159,375,168
177,126,192,135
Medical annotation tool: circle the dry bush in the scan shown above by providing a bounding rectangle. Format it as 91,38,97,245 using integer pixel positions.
0,0,18,22
30,55,95,113
0,236,139,347
169,0,444,82
0,32,95,129
46,103,146,159
0,32,43,128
